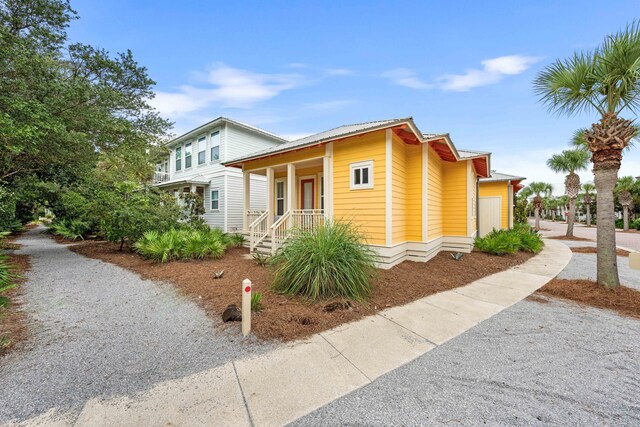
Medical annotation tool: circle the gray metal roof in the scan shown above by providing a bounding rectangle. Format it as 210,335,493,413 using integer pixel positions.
225,118,411,165
480,172,526,182
458,149,491,159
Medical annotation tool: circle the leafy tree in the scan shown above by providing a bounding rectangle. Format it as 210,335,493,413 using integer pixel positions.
180,192,206,229
546,149,590,237
581,183,596,226
533,21,640,288
615,176,637,231
526,182,553,230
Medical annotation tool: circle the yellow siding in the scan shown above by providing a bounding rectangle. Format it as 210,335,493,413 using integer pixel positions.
427,146,444,238
442,160,468,236
243,145,324,171
479,181,509,229
333,130,387,245
392,135,406,244
405,143,422,241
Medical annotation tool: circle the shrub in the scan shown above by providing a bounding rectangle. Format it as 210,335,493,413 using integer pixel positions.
615,218,624,229
270,221,376,301
631,218,640,230
0,255,17,307
475,224,543,255
49,219,90,240
252,251,270,266
229,233,245,248
251,292,263,312
134,228,227,262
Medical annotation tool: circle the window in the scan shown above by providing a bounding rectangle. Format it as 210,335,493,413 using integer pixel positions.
210,131,220,161
175,146,182,171
185,143,192,168
275,180,286,216
211,190,219,210
319,174,325,210
350,161,373,190
198,137,206,165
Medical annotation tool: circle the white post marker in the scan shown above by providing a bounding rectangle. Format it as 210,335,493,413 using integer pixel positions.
242,279,252,336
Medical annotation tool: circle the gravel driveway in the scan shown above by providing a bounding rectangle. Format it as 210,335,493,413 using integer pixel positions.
0,226,273,424
534,219,640,251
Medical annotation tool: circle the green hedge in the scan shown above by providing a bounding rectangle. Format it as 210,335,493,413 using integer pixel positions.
475,224,544,255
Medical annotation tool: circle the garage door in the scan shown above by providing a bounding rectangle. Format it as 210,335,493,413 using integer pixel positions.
479,197,502,237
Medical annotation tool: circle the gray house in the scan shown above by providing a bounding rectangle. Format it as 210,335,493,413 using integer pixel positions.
154,117,286,232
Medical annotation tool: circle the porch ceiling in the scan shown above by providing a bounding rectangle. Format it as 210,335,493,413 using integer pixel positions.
249,157,323,175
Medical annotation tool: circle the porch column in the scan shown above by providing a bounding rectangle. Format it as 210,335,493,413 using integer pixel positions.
287,163,296,212
243,170,250,232
323,142,333,220
266,167,275,230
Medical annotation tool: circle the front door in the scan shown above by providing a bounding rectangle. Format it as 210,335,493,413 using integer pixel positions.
300,179,314,210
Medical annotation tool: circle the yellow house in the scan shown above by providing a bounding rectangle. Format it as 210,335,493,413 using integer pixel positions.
478,172,526,237
225,118,491,268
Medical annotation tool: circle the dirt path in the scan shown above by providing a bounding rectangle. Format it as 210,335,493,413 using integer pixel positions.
0,226,272,424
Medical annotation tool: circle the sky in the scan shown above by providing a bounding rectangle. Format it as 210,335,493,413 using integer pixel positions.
66,1,640,194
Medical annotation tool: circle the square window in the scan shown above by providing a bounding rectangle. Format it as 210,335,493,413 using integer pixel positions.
350,161,373,190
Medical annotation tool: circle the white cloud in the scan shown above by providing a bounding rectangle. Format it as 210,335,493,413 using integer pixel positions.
439,55,541,92
381,68,433,90
325,68,354,76
150,63,305,118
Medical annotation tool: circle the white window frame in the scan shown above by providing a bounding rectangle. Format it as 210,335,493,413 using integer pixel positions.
197,136,206,165
175,146,182,171
211,189,220,211
184,142,192,169
275,178,287,216
349,160,373,190
318,172,324,210
210,130,220,162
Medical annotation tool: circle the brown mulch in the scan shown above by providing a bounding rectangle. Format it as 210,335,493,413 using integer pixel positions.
548,235,594,242
70,241,534,341
570,247,631,257
535,279,640,319
0,254,31,357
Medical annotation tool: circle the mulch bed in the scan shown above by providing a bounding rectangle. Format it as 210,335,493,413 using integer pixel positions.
535,279,640,319
548,235,594,242
570,247,631,257
70,240,533,341
0,254,31,357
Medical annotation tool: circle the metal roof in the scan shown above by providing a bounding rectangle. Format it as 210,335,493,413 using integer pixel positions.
480,172,526,182
224,118,411,165
458,149,491,159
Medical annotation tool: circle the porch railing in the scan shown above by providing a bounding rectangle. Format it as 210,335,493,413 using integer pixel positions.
291,209,324,232
271,211,291,255
249,211,269,252
153,172,170,184
246,210,265,229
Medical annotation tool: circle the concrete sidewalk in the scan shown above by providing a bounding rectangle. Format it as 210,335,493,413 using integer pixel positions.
17,239,572,427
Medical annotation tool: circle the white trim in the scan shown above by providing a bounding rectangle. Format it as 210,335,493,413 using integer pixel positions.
266,167,275,229
324,143,334,219
467,161,473,237
422,142,428,242
242,171,250,231
349,160,374,190
368,235,476,269
385,129,393,246
210,188,220,211
223,174,228,231
318,172,324,211
508,184,514,228
287,163,296,216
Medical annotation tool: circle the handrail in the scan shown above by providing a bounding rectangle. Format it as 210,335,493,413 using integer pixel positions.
249,210,269,252
270,210,291,255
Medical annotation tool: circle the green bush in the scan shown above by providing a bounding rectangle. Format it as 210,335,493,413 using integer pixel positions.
229,233,245,248
0,255,17,307
134,228,228,262
49,219,91,240
475,224,544,255
631,218,640,230
251,292,263,312
270,221,376,301
615,218,624,229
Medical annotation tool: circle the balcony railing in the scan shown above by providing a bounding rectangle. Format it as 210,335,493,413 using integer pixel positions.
154,172,170,184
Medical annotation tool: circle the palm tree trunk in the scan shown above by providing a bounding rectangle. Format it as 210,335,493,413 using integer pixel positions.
586,205,591,227
534,208,540,230
594,168,620,288
623,206,629,231
566,198,577,237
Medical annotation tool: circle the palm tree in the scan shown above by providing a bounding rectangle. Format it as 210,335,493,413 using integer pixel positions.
527,182,553,230
616,176,636,231
546,149,590,237
533,22,640,288
582,183,596,226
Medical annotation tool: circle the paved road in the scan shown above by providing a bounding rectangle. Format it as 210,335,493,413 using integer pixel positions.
293,238,640,426
534,219,640,251
0,226,273,424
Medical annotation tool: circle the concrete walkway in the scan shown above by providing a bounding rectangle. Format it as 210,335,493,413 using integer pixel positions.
17,239,571,426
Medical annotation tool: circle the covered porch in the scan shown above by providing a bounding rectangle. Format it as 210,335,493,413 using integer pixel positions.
242,156,332,254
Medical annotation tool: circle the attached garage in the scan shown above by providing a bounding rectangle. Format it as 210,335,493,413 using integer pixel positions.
478,172,525,237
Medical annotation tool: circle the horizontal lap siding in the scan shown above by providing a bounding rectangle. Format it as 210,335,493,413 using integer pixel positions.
428,147,444,238
224,123,282,163
203,176,225,230
405,143,422,241
333,130,386,245
392,136,406,245
479,181,509,229
249,175,267,211
443,161,468,236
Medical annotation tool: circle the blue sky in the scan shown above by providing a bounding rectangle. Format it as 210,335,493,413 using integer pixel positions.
67,1,640,191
